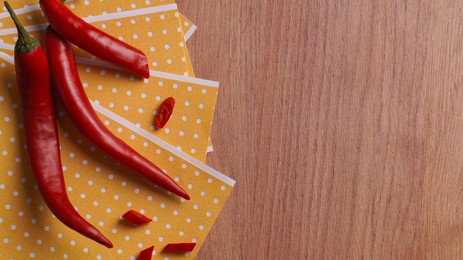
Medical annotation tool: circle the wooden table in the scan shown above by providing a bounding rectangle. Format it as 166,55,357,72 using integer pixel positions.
178,1,463,259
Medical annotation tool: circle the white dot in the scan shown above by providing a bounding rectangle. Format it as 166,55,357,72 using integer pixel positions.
165,44,170,49
165,128,171,134
160,203,166,208
199,103,205,109
163,29,168,35
17,245,22,251
117,248,123,254
10,224,16,230
148,31,153,37
131,19,136,24
197,118,202,123
101,23,107,29
179,131,185,136
138,108,144,113
116,21,122,26
173,83,178,89
167,59,173,64
214,198,219,204
184,21,190,26
201,191,206,197
186,217,192,223
80,193,86,199
158,236,164,242
202,89,207,94
146,16,151,22
145,229,151,235
179,230,184,236
4,116,10,122
3,238,8,243
133,34,139,39
199,225,205,230
112,87,117,93
206,211,212,217
57,233,63,238
131,3,136,8
193,204,199,210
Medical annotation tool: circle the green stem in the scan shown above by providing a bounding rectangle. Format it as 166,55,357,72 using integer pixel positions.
4,1,39,53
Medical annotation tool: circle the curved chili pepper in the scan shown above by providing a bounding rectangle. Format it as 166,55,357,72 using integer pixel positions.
155,97,175,129
122,210,152,225
4,2,112,248
44,28,190,200
40,0,149,78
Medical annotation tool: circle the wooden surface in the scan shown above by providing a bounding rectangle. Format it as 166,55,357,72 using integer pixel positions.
178,1,463,259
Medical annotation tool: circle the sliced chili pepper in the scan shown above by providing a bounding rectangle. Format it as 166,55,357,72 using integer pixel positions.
4,2,112,248
44,28,189,200
163,243,196,252
122,210,152,225
40,0,149,78
155,97,175,129
138,246,155,260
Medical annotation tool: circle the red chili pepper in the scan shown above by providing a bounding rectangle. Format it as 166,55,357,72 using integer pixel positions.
40,0,149,78
138,246,155,260
4,2,112,248
163,243,196,252
122,210,152,225
155,97,175,129
44,28,189,200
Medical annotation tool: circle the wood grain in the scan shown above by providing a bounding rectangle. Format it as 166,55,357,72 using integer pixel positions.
177,1,463,259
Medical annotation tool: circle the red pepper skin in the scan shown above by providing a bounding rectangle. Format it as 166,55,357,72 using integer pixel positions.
40,0,149,78
122,210,152,225
163,243,196,252
138,246,155,260
155,97,175,129
4,2,112,248
44,29,190,200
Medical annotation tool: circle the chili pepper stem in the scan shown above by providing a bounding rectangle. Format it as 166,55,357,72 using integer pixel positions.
4,1,39,53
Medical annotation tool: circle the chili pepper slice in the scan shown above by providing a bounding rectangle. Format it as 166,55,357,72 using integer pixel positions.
44,28,189,200
163,243,196,252
40,0,149,78
138,246,155,260
155,97,175,129
4,2,112,248
122,210,152,225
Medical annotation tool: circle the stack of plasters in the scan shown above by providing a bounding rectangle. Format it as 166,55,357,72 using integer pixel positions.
0,0,235,259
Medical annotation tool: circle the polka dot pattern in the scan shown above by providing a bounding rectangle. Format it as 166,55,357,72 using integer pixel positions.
0,68,233,259
79,66,218,162
0,1,232,259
